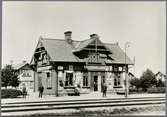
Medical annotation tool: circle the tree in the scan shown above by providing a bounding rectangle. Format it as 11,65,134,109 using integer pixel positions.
130,77,141,92
140,69,157,91
9,73,21,88
1,64,20,88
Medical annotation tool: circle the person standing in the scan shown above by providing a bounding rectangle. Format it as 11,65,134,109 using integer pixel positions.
102,83,107,97
22,84,27,98
104,83,107,97
39,85,44,98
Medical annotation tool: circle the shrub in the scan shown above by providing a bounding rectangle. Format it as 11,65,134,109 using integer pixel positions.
129,88,143,94
2,89,23,98
147,87,165,93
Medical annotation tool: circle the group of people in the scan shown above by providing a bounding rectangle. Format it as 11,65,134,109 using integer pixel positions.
22,83,107,98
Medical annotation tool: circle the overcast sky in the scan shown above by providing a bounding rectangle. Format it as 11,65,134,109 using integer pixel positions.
2,1,166,77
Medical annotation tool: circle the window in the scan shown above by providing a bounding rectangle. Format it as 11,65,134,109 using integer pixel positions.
114,78,117,86
114,73,121,86
109,66,113,71
58,71,63,87
42,54,47,64
83,76,88,86
119,67,123,71
65,73,73,86
46,72,52,89
83,73,88,87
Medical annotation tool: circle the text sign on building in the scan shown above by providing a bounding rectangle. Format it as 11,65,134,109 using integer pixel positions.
58,66,63,70
85,66,106,71
37,66,52,72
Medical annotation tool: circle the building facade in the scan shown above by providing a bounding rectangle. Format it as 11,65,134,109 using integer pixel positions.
30,31,133,95
14,61,35,93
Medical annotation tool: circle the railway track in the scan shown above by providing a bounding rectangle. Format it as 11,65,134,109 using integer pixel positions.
2,96,165,113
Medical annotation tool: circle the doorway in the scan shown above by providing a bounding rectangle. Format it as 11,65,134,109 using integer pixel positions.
94,76,98,91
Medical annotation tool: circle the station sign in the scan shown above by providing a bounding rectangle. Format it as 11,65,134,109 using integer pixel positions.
37,66,52,72
58,66,63,70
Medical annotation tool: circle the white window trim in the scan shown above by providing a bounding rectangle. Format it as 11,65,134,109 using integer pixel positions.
64,71,74,87
46,71,52,89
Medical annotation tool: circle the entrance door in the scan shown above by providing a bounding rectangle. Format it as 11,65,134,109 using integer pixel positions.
94,76,98,91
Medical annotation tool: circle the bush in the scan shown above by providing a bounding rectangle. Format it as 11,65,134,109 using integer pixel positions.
2,89,23,98
129,88,143,94
147,87,165,93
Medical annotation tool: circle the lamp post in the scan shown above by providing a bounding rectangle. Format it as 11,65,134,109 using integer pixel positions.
125,42,130,98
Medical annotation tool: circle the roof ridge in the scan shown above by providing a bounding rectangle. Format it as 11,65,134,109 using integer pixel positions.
104,42,117,45
42,38,65,41
41,38,84,43
81,38,92,42
72,40,82,42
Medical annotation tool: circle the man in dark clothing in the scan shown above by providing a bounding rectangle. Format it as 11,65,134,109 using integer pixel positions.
102,83,107,97
22,84,27,98
39,85,44,98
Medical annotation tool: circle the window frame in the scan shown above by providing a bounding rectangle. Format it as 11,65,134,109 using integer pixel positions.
46,71,52,89
83,72,89,87
65,72,74,87
114,73,121,87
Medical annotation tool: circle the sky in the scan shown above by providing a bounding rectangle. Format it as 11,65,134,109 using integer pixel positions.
2,1,166,77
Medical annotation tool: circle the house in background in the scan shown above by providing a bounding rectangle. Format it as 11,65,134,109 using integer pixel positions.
128,72,136,80
14,61,35,93
155,72,166,82
30,31,133,96
128,72,137,89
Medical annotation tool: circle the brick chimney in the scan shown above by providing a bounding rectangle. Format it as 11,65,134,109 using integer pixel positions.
64,31,72,44
90,34,99,39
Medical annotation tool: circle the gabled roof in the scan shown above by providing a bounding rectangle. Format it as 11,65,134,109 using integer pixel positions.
13,62,32,70
31,37,133,65
41,38,81,62
72,38,112,54
155,72,166,77
128,72,135,77
73,38,95,51
105,43,133,65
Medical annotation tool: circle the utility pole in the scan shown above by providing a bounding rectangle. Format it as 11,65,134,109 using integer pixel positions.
125,42,130,98
133,56,135,75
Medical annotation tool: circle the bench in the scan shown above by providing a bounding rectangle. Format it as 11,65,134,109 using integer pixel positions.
65,88,80,96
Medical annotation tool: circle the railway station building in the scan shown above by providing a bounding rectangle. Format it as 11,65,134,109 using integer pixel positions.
30,31,133,96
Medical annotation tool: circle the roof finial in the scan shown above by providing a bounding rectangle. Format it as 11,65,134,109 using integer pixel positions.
90,34,99,39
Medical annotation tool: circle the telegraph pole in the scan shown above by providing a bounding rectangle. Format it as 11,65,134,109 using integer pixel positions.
133,56,135,75
125,42,130,98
